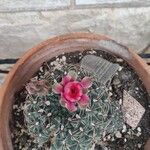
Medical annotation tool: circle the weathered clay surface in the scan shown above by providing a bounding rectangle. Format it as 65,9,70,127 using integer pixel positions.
0,64,13,71
0,7,150,58
0,0,70,12
0,64,14,85
76,0,150,7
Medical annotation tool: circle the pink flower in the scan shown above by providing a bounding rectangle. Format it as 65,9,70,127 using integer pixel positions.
53,72,92,112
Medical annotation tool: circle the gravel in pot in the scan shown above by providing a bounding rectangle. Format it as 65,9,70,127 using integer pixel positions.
11,50,150,150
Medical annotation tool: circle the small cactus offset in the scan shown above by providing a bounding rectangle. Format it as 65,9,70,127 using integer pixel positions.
24,56,124,149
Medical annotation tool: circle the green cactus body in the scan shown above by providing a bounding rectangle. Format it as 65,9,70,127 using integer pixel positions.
24,63,124,149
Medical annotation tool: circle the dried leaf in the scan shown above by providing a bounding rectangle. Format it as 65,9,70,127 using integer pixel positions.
26,79,49,96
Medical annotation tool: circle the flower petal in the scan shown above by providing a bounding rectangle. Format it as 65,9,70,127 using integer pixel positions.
78,94,89,108
65,101,77,112
81,77,92,89
62,75,72,85
52,83,63,94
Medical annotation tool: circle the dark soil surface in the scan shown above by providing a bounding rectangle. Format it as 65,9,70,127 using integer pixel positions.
11,50,150,150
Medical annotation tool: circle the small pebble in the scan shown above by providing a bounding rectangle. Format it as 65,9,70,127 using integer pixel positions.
136,132,141,137
33,101,36,104
61,125,64,130
135,91,138,94
138,143,142,148
76,114,81,119
62,56,66,61
109,86,112,91
119,99,122,105
109,92,113,97
93,99,98,102
113,77,120,85
89,50,97,54
122,124,127,133
115,131,122,138
64,71,67,75
135,87,139,91
62,140,65,145
103,131,106,137
137,127,141,132
38,109,44,113
107,135,111,140
111,137,115,141
45,101,50,106
53,61,59,66
39,67,43,72
80,127,83,132
104,147,108,150
13,105,17,109
118,66,123,71
86,108,92,112
103,137,107,142
54,79,57,83
68,117,72,121
21,129,25,133
116,58,123,62
47,113,52,117
127,130,131,135
46,124,50,128
35,122,39,125
50,62,54,66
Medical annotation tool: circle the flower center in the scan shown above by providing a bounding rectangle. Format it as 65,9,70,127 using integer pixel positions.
64,81,83,102
70,86,78,95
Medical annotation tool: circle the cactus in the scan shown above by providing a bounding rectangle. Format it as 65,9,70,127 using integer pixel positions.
24,61,124,149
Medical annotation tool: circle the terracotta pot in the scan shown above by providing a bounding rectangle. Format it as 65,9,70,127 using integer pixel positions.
0,32,150,150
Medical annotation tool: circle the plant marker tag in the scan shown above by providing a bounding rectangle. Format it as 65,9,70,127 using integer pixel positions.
81,55,120,85
122,90,145,128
